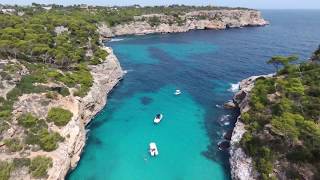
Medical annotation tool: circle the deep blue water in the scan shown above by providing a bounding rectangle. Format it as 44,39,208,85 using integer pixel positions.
69,10,320,180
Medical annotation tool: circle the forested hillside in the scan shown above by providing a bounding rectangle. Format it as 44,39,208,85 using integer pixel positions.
0,4,252,179
0,5,109,179
240,49,320,179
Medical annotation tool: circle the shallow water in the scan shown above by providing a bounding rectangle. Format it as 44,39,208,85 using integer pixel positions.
68,10,320,180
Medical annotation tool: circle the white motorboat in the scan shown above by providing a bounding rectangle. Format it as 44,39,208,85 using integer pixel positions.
174,89,181,95
153,113,163,124
149,142,159,156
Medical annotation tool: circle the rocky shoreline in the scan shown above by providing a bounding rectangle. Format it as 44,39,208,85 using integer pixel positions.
229,74,273,180
0,46,123,180
98,9,268,38
51,9,267,179
51,12,267,178
46,46,124,179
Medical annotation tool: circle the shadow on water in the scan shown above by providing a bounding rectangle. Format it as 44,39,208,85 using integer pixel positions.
113,41,241,176
87,135,103,146
140,96,153,105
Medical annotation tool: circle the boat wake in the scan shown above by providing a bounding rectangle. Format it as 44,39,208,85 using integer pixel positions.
123,69,134,74
215,104,222,108
110,38,124,42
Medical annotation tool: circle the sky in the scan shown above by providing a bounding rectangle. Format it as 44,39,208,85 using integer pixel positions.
1,0,320,9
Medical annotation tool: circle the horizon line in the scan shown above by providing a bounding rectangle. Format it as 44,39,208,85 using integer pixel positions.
1,3,320,10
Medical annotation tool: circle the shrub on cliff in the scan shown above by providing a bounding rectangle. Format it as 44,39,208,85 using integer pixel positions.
21,115,63,152
94,48,109,61
57,64,93,97
38,129,63,151
148,16,161,27
0,161,13,180
6,74,49,102
267,55,298,72
311,45,320,62
241,53,320,179
47,107,73,126
13,158,31,168
4,138,23,152
59,87,70,97
25,128,63,151
30,156,52,178
6,87,22,102
17,113,38,128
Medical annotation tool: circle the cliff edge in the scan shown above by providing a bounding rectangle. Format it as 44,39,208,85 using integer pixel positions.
230,75,273,180
98,9,268,38
48,47,124,179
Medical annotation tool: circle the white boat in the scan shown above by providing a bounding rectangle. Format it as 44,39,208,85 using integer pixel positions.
153,114,163,124
174,89,181,95
149,142,159,156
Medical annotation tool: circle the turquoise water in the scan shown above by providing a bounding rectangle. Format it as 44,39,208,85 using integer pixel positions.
68,10,320,180
73,87,224,179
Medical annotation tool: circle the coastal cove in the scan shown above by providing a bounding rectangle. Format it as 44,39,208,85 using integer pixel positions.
68,10,320,180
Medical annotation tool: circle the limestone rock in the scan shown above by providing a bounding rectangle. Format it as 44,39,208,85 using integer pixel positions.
54,26,69,35
2,47,124,180
229,74,274,180
224,100,237,109
98,10,268,38
46,46,124,180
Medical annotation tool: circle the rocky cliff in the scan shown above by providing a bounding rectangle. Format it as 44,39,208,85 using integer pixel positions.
98,9,268,38
47,47,124,179
229,74,273,180
1,47,123,180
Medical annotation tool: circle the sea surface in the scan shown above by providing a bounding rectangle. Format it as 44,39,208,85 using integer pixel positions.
68,10,320,180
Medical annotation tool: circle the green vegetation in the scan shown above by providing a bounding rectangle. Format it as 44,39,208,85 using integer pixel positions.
0,161,13,180
12,158,31,168
15,113,63,151
29,156,52,178
17,113,38,128
311,45,320,62
47,107,73,126
4,138,23,152
56,64,93,97
241,53,320,179
38,129,63,151
267,55,298,72
25,124,63,151
0,9,105,67
0,97,13,123
148,16,161,27
0,157,49,180
0,3,256,179
0,4,228,66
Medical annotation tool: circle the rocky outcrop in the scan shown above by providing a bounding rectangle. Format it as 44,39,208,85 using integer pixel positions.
98,9,268,38
54,26,69,35
229,74,273,180
224,100,237,109
4,46,123,180
46,46,124,179
0,60,28,98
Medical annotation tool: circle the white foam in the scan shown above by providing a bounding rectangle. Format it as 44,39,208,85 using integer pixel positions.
224,121,230,126
228,82,240,92
123,69,134,74
215,104,222,108
220,114,231,122
110,38,124,42
218,114,231,126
